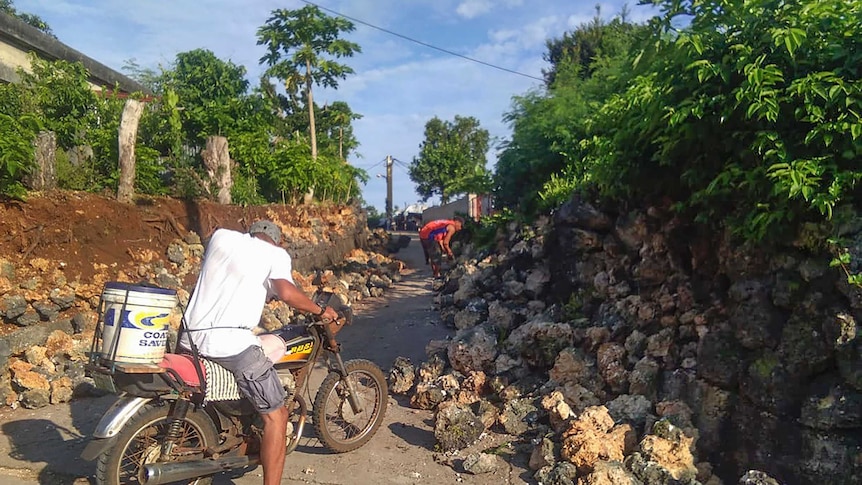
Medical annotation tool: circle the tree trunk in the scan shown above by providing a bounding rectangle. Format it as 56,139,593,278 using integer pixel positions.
117,99,143,204
339,126,343,161
304,62,316,205
201,136,232,204
306,61,317,160
302,186,315,205
24,131,57,191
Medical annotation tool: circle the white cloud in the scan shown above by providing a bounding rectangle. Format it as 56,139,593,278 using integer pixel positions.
482,15,562,61
455,0,492,19
453,0,528,19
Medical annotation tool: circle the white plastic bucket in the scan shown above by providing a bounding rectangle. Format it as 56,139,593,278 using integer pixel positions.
100,282,178,364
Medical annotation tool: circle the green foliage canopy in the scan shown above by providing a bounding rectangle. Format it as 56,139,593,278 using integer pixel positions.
542,6,638,86
495,13,646,214
409,116,492,204
257,5,361,159
161,49,252,145
580,0,862,240
0,0,54,36
0,46,367,205
0,112,37,198
496,0,862,245
318,101,362,161
17,55,99,147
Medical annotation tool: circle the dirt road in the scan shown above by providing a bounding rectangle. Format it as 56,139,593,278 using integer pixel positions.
0,232,532,484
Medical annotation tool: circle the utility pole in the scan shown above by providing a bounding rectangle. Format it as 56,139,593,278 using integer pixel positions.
385,155,393,226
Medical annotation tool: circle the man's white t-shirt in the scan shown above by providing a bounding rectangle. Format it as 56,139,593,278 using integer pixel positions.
182,228,294,358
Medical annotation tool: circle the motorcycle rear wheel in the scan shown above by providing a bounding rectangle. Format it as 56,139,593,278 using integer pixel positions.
313,359,388,453
96,401,219,485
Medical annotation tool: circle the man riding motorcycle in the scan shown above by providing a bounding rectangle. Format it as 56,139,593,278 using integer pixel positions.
181,220,338,485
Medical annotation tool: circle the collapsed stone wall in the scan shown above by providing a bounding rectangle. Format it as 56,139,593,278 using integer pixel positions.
545,197,862,484
393,195,861,485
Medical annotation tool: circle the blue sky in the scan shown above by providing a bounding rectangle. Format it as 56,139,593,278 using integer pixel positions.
17,0,658,213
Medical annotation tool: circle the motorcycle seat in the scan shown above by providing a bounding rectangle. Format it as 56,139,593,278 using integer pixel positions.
159,353,203,387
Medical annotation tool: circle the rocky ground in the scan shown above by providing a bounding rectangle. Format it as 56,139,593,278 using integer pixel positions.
0,231,532,485
2,192,855,485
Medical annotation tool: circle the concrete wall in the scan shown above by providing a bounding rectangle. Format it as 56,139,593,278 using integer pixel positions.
0,12,146,93
421,194,492,225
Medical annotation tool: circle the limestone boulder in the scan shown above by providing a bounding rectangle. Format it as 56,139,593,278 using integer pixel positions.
560,406,636,474
506,316,574,367
434,403,485,452
462,452,502,475
499,397,540,435
410,381,445,410
388,356,416,395
637,419,698,482
448,324,498,374
578,460,642,485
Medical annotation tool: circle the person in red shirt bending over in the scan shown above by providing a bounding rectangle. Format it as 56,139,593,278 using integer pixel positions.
418,217,464,278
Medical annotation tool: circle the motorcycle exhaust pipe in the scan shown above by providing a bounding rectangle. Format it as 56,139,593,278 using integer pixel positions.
286,412,307,454
142,455,259,485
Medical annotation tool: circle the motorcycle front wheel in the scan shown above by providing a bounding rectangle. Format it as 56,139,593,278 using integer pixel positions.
313,359,388,453
96,401,219,485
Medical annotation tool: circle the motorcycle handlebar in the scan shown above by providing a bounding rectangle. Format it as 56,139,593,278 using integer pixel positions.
308,309,351,327
309,291,353,327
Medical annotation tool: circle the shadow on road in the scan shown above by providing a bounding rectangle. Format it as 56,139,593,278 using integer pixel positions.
381,394,438,450
387,421,437,450
337,232,450,372
2,418,83,485
0,393,114,484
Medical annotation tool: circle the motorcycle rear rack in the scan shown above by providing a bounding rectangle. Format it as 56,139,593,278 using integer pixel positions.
86,360,166,376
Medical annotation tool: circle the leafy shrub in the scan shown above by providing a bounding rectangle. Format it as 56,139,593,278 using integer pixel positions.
55,148,91,191
19,55,98,148
522,0,860,245
231,167,268,206
464,209,518,251
135,146,169,195
0,113,38,198
538,168,582,213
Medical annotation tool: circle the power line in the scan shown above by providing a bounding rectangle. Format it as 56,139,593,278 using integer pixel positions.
392,158,411,170
357,157,389,170
298,0,544,82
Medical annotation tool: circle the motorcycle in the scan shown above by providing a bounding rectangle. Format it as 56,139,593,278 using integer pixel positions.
81,291,388,485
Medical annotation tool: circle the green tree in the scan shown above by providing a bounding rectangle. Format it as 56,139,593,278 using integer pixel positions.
122,58,163,93
0,112,38,198
364,205,384,228
495,90,569,212
16,54,98,148
579,0,862,241
161,49,251,145
0,0,54,37
495,13,645,214
318,101,361,161
409,116,491,204
257,5,361,160
543,6,637,86
145,49,286,201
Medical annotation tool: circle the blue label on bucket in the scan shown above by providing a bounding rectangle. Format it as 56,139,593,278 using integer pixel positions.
105,308,171,329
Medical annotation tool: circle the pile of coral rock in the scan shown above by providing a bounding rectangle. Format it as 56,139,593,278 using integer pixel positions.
0,229,404,410
385,195,857,484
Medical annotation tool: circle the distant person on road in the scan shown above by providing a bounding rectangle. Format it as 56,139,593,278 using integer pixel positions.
181,220,338,485
419,216,464,278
